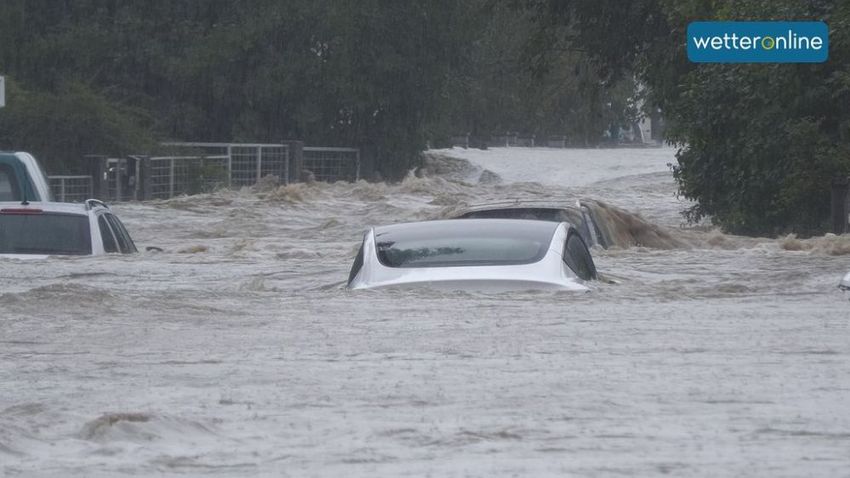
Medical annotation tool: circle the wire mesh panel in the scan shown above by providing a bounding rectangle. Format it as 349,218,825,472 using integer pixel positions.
228,145,289,186
229,147,259,187
49,176,93,202
148,156,229,199
303,147,360,182
259,145,288,180
148,157,173,199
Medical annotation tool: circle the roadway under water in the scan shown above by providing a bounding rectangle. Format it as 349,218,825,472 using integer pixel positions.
2,147,849,477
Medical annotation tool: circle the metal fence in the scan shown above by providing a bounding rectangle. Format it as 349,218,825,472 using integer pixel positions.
229,144,289,187
106,157,140,202
148,155,230,199
49,175,93,202
303,147,360,182
61,142,360,203
161,142,290,188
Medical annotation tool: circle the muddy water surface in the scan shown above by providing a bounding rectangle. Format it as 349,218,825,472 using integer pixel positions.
1,148,849,477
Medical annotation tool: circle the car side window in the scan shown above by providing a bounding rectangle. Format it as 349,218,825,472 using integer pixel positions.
98,215,119,253
105,214,138,253
103,214,132,253
347,242,365,286
563,231,597,281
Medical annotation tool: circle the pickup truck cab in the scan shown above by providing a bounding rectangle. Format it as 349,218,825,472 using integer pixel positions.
0,200,137,259
0,152,52,202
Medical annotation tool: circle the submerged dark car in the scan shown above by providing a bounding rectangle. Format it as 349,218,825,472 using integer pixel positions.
453,199,685,250
453,200,610,249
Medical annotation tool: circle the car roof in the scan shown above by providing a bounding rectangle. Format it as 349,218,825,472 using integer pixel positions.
373,218,563,238
457,200,582,212
0,201,101,215
0,151,38,165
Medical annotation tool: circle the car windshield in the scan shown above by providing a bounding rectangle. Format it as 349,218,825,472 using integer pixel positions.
375,220,556,268
0,212,92,255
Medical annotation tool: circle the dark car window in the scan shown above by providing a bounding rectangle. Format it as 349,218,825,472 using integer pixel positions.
116,219,138,253
0,165,21,201
106,214,137,253
98,215,119,253
0,212,92,255
104,214,136,253
375,220,557,268
563,231,597,281
348,241,365,285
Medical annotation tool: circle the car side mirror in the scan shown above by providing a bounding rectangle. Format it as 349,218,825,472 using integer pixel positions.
146,246,164,252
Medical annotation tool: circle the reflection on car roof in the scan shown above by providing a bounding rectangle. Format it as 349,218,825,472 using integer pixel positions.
374,218,561,239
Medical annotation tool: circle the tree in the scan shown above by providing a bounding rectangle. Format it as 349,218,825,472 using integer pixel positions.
0,0,471,178
526,0,850,235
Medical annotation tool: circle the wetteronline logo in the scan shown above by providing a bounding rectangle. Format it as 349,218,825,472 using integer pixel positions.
688,21,828,63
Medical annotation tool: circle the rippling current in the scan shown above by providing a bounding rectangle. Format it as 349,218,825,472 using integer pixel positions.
2,147,849,477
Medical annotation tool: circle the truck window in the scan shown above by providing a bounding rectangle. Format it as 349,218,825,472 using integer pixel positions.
0,165,21,201
105,214,137,253
98,215,119,253
0,213,92,255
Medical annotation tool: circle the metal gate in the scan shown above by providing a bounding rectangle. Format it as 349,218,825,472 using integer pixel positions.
161,142,290,188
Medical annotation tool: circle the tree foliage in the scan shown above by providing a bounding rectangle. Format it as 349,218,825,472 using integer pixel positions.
440,1,641,145
529,0,850,235
0,0,639,177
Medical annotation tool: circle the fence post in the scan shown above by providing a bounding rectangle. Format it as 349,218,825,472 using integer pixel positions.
355,149,361,181
282,140,304,183
130,156,140,200
169,158,175,198
86,155,108,200
114,159,123,201
283,145,289,185
831,177,849,234
256,146,262,183
138,156,152,201
226,145,233,187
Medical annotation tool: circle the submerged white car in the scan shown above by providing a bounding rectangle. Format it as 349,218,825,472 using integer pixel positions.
347,219,596,291
0,200,137,259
